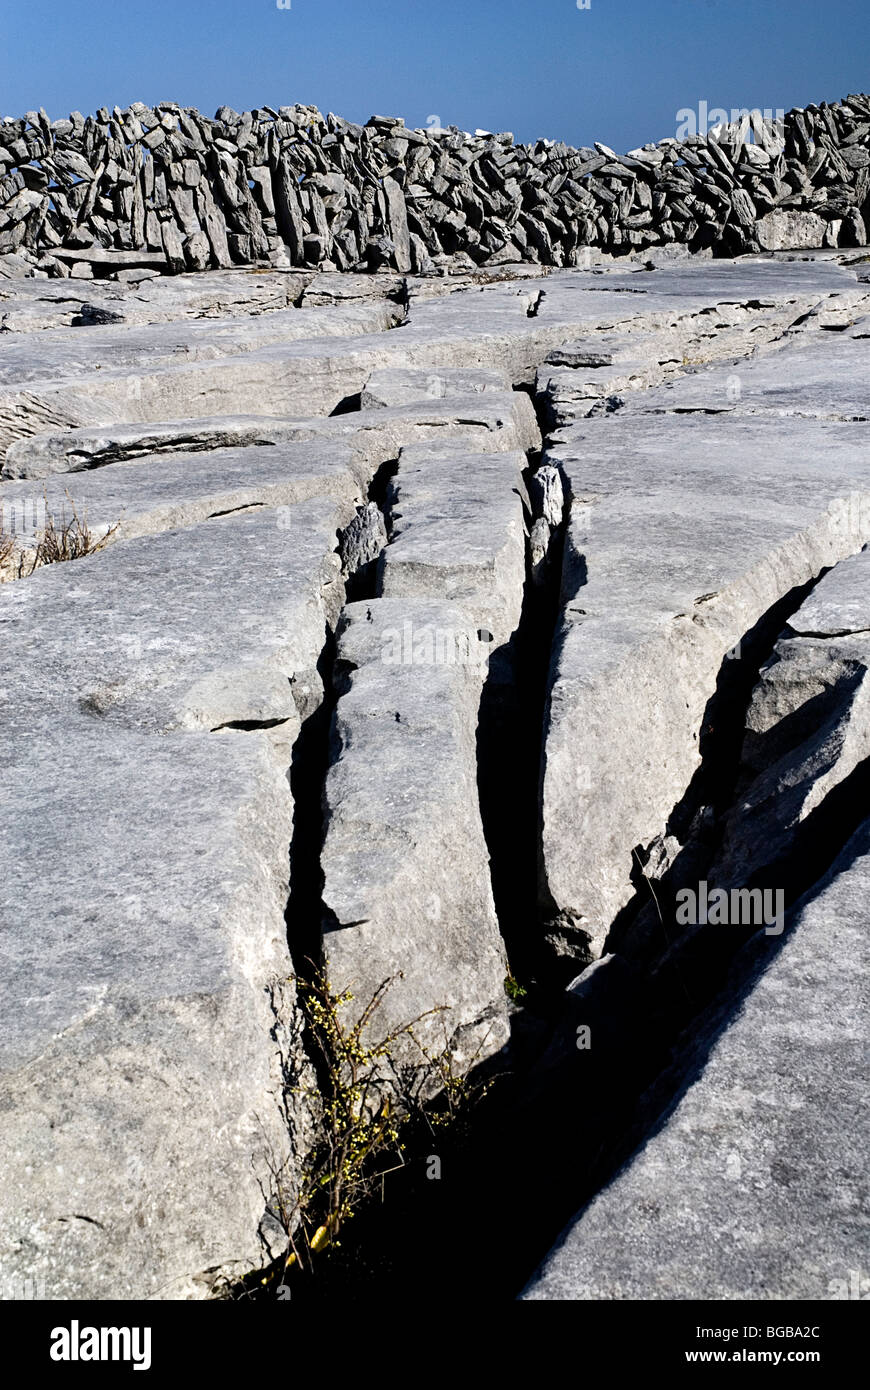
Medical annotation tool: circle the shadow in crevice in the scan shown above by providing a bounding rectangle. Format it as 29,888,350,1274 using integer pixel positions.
649,750,870,1032
329,392,362,416
528,810,870,1297
268,786,869,1303
475,438,570,986
604,570,827,966
673,574,827,827
284,627,337,975
340,457,398,603
267,374,866,1300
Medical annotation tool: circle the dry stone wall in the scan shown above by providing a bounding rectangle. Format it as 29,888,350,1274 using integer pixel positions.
1,95,869,278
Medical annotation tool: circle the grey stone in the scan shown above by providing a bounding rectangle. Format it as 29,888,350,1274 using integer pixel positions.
50,246,169,269
383,175,411,273
710,551,870,885
529,515,552,586
756,210,827,251
380,444,528,670
622,314,870,422
0,439,364,548
321,598,510,1074
1,259,855,463
523,817,870,1300
339,499,388,576
0,223,868,1305
789,546,870,636
529,463,564,526
0,501,352,1299
0,719,298,1301
3,390,539,482
360,365,510,408
540,412,870,953
2,94,870,270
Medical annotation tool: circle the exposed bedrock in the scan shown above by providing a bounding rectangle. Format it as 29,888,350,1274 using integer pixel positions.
620,310,870,421
1,389,538,482
714,550,870,885
539,413,870,956
0,503,350,1298
0,723,297,1302
0,439,366,549
616,550,870,999
1,249,868,1301
0,256,854,464
320,433,534,1071
380,444,530,675
320,599,510,1073
523,811,870,1301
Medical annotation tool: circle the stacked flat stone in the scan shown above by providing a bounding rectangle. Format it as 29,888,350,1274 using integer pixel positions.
0,95,868,278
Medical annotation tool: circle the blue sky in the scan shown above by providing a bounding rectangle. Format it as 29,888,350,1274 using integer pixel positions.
2,0,867,152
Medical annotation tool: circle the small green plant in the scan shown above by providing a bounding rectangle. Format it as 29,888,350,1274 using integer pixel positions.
262,969,488,1286
504,974,528,1002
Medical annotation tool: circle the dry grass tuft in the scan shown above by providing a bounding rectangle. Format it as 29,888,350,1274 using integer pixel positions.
0,489,122,580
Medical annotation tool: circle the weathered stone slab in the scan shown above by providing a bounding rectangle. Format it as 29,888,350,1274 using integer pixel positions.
321,598,510,1072
1,500,346,743
0,300,401,388
523,816,870,1300
3,391,539,480
0,301,403,455
360,366,510,408
0,502,349,1298
711,550,870,886
0,267,312,332
379,445,529,675
536,288,870,428
338,500,388,576
540,414,870,954
0,440,363,548
0,243,866,1304
622,318,870,422
530,464,564,527
300,271,406,307
0,720,296,1300
790,546,870,636
397,260,858,390
757,209,827,251
50,247,171,268
0,259,856,460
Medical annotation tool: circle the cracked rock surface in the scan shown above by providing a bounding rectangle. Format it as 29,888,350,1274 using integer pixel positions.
523,814,870,1301
0,242,868,1301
